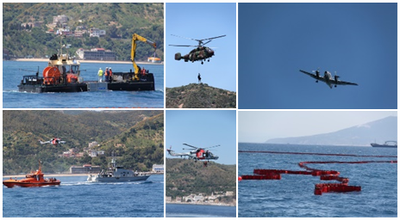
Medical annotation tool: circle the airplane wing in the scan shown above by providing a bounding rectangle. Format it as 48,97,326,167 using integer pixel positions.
299,70,326,82
334,80,358,86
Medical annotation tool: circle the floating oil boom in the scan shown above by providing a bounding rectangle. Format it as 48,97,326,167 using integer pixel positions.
238,150,396,195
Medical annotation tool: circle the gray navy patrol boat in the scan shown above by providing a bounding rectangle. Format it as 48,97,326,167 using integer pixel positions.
87,157,150,182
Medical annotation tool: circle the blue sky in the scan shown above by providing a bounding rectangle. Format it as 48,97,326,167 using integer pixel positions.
239,111,397,143
166,3,236,92
239,3,397,109
166,110,236,165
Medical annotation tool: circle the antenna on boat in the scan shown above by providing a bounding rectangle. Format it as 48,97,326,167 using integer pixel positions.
38,159,42,171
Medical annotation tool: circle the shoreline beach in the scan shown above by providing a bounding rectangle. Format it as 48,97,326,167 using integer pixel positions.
9,58,163,65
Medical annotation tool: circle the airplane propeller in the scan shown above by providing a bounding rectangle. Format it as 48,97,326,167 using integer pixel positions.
312,67,320,82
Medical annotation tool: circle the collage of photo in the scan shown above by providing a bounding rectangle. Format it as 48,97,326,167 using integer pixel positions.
2,2,397,218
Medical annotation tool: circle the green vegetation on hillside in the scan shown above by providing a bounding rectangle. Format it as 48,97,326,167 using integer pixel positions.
166,83,236,108
3,3,164,61
3,110,164,174
166,158,236,200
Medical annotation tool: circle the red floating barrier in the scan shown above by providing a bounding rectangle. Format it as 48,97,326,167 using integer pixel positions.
239,150,396,195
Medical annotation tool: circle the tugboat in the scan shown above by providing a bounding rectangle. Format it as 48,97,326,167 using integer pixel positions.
18,33,156,93
3,161,61,188
87,156,150,183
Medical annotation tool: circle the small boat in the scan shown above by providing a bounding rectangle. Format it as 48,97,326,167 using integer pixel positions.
3,161,60,188
371,141,397,148
87,157,150,183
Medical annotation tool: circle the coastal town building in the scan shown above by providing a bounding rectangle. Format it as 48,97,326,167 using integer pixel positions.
21,21,43,28
89,28,106,37
53,15,68,26
88,141,99,149
88,150,105,157
152,164,164,173
76,48,116,61
69,164,101,174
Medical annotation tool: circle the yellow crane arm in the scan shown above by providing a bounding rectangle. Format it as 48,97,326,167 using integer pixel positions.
131,33,156,74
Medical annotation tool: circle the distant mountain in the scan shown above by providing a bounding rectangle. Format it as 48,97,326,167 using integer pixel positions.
266,116,397,146
166,83,236,108
166,158,236,203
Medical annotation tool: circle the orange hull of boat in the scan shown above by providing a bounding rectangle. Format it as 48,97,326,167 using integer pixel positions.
3,161,61,188
3,178,60,188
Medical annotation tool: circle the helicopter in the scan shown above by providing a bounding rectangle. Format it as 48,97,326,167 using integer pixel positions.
39,138,66,146
169,34,226,64
167,143,219,167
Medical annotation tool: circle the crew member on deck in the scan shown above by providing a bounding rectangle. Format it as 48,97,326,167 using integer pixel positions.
98,68,103,82
105,67,109,82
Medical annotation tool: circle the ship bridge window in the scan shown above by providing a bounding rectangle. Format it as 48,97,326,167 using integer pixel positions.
70,65,79,73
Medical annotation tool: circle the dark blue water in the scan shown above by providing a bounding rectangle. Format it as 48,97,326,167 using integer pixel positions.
3,175,164,217
166,203,236,217
238,143,397,217
3,61,164,108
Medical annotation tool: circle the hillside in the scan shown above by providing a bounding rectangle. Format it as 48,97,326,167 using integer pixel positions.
166,158,236,202
3,3,164,61
266,116,397,146
3,110,164,174
166,83,236,108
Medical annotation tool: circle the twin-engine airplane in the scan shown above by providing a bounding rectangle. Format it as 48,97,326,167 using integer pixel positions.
39,138,66,146
299,69,358,88
167,143,219,167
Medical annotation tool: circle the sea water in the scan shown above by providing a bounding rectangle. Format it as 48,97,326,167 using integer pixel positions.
3,175,164,217
3,61,164,108
238,143,397,217
166,203,236,217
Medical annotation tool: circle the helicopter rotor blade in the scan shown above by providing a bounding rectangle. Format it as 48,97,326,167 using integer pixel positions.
199,35,226,42
204,144,220,150
183,143,198,149
202,40,212,46
171,34,198,42
169,44,198,47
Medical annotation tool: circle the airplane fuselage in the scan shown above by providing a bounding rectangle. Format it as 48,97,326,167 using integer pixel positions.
323,71,334,88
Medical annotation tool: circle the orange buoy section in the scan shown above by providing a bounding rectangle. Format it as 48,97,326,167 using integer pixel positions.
43,67,61,85
239,150,396,195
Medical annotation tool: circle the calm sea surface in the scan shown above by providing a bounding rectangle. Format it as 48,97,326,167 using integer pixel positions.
166,203,236,217
3,61,164,108
238,143,397,217
3,175,164,217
